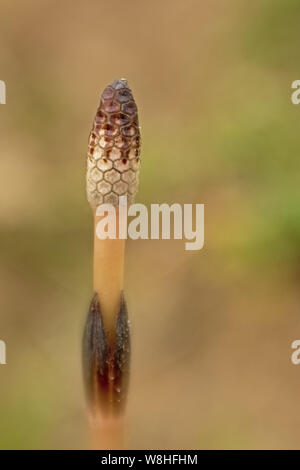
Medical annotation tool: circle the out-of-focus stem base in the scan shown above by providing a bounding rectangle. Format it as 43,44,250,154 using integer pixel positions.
89,414,125,450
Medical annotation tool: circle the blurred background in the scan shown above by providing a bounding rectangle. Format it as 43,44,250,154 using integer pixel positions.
0,0,300,449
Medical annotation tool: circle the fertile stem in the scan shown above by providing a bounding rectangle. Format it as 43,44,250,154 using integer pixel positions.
83,78,141,449
93,210,125,338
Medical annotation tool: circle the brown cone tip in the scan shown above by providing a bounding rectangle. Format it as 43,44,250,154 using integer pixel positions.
86,78,141,208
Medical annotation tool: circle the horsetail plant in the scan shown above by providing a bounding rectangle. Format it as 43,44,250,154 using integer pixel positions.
83,78,141,449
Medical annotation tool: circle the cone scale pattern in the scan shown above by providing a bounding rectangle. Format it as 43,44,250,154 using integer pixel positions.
86,79,141,207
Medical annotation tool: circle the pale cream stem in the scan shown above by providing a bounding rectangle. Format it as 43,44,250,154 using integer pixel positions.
93,208,125,339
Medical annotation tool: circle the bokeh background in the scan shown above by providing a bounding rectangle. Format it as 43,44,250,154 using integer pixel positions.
0,0,300,449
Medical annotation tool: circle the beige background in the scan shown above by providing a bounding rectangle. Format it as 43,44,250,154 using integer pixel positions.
0,0,299,449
